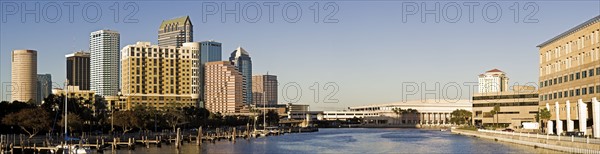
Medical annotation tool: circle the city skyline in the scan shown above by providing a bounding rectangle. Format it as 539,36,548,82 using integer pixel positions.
1,1,599,110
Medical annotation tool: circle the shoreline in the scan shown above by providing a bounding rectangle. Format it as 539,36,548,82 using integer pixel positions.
451,129,600,153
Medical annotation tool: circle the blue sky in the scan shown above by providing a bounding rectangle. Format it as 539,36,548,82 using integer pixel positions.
1,1,599,110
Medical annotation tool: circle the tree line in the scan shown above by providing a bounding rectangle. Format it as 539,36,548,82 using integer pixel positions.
0,94,276,138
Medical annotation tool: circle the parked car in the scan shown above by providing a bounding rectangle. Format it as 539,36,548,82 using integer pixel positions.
502,128,515,132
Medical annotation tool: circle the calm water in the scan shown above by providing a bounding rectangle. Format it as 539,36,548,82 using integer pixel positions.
115,128,560,154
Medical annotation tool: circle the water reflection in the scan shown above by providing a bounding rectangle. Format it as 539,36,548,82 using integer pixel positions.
116,128,559,154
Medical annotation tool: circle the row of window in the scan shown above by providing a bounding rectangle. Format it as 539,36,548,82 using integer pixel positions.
473,102,538,107
540,67,600,88
541,85,600,101
473,94,538,100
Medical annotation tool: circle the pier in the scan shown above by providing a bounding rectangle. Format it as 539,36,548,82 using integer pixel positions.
0,127,318,153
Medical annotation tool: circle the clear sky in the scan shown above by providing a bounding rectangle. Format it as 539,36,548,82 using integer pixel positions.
1,1,599,110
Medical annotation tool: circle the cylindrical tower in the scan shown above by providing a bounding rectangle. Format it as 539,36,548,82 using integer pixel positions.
11,49,37,103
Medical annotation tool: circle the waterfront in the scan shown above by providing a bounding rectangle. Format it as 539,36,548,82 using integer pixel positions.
115,128,558,153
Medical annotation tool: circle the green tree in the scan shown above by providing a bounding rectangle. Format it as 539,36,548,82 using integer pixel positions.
2,108,51,138
392,108,402,124
450,109,472,125
164,108,187,132
60,113,83,134
113,111,140,135
536,108,552,133
490,104,501,128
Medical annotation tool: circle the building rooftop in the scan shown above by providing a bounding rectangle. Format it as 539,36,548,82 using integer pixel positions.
486,69,503,73
349,99,472,109
537,15,600,48
159,16,191,29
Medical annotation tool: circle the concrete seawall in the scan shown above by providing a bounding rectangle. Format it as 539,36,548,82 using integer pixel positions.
451,129,600,153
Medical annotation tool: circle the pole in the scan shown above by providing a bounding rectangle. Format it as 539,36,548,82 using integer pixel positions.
65,80,68,139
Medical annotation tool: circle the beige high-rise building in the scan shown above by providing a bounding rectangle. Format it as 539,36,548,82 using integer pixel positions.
120,42,200,110
252,74,278,107
204,61,245,113
537,15,600,136
11,50,37,103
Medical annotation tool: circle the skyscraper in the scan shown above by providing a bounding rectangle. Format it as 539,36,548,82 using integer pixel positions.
158,16,193,48
11,50,37,103
120,42,200,109
204,61,245,113
230,47,252,105
477,69,509,93
200,40,222,65
199,40,222,108
66,51,91,90
36,74,52,104
252,74,278,107
90,30,120,96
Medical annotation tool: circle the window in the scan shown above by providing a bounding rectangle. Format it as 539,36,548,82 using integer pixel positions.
576,72,581,80
583,88,588,95
558,92,563,98
590,69,595,77
570,74,575,81
564,75,568,82
570,90,575,97
590,87,595,94
559,77,563,83
583,71,588,78
576,89,580,96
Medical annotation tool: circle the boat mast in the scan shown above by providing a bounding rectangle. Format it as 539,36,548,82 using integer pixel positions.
64,79,68,140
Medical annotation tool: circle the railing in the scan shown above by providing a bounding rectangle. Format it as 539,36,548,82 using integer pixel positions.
477,129,600,144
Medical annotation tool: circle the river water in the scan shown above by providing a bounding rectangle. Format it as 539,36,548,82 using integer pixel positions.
115,128,559,153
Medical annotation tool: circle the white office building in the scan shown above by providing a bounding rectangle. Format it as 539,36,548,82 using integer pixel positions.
90,30,120,96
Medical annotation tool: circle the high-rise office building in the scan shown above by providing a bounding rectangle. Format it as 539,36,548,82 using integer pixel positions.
90,30,120,96
477,69,509,93
36,74,52,104
252,74,278,107
120,42,200,109
537,15,600,136
200,40,222,65
158,16,193,48
66,51,91,90
11,50,37,103
230,47,252,105
204,61,245,113
198,40,222,108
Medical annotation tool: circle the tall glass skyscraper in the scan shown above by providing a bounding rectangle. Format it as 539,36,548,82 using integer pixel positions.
36,74,52,104
229,47,252,105
90,30,120,96
200,40,222,65
199,40,222,108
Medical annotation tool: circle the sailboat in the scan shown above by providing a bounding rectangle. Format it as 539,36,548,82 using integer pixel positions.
52,82,92,154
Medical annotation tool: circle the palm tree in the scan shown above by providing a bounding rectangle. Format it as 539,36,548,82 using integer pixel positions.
537,108,551,133
492,104,501,128
392,108,402,125
406,108,418,124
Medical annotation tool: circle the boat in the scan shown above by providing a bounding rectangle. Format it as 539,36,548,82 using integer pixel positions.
51,144,92,154
252,130,269,137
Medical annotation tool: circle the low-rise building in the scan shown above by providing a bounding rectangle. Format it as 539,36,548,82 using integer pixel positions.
472,86,539,129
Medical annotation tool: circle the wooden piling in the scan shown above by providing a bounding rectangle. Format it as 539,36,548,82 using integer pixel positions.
197,127,203,146
175,128,181,149
232,128,236,142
